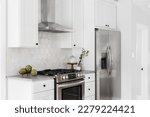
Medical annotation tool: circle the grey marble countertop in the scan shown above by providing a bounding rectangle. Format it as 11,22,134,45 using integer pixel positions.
7,70,95,81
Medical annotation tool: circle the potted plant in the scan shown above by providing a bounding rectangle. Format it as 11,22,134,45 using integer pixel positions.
77,48,89,71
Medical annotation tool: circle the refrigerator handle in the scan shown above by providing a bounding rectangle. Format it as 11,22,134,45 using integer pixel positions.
106,45,112,74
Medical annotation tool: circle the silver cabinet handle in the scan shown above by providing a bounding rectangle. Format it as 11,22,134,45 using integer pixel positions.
58,80,84,88
106,46,112,74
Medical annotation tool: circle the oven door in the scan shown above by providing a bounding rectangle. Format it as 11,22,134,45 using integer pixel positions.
56,80,85,100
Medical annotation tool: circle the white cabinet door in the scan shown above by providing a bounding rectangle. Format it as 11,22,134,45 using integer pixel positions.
56,0,73,48
7,76,54,100
95,0,116,29
33,90,54,100
8,0,38,47
60,0,84,48
85,73,95,83
85,81,95,97
72,0,84,48
85,96,95,100
33,80,54,93
55,0,72,28
84,73,95,100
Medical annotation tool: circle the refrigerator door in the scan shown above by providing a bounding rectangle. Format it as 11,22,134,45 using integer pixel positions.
95,29,121,100
109,30,121,100
95,29,110,100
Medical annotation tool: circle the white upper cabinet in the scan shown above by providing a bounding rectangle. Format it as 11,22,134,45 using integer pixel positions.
55,0,73,48
8,0,38,47
55,0,72,28
60,0,84,48
95,0,117,29
72,0,84,48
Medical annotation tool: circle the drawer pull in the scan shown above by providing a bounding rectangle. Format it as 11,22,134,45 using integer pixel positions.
88,88,91,91
43,85,46,87
88,77,90,79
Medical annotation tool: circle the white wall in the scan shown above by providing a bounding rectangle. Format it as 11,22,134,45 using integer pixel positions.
132,4,150,99
117,0,150,100
7,32,72,76
117,0,133,99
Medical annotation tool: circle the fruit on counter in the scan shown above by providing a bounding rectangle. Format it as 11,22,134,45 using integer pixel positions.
19,68,27,75
25,65,32,73
31,69,38,76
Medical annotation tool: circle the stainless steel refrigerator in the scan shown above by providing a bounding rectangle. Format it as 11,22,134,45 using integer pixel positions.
95,28,121,100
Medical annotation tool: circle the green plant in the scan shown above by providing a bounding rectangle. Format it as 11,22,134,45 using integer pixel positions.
78,48,89,65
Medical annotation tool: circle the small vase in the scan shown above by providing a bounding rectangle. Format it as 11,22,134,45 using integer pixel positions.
76,63,82,71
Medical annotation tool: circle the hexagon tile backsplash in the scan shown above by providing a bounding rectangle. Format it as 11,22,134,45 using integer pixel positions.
7,32,72,76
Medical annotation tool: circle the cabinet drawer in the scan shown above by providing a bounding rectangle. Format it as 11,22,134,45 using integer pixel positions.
85,73,95,83
85,82,95,97
33,90,54,100
85,95,95,100
33,80,54,93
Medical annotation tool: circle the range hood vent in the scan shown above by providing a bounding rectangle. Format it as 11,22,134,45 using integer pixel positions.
38,0,72,33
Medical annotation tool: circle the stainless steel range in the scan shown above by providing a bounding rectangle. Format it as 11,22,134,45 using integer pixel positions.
38,69,85,100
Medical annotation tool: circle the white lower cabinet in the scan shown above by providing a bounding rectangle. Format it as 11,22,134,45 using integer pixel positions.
84,73,95,100
33,90,54,100
7,76,54,100
85,96,95,100
85,82,95,98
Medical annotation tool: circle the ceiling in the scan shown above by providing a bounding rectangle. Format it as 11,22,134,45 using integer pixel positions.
133,0,150,14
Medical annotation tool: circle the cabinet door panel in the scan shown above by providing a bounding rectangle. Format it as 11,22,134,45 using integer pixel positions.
21,0,38,47
8,0,38,47
33,80,54,93
102,2,116,29
55,0,72,28
85,82,95,97
72,0,84,48
33,90,54,100
95,0,116,29
85,73,95,83
95,0,104,27
85,95,95,100
56,0,73,48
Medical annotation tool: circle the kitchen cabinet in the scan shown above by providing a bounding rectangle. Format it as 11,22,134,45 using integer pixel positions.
60,0,84,48
84,73,95,100
95,0,117,29
7,76,54,100
72,0,84,48
8,0,38,47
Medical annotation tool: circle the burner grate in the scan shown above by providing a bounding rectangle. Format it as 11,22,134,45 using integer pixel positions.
38,69,80,76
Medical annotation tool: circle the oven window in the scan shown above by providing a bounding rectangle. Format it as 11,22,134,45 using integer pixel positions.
62,85,82,100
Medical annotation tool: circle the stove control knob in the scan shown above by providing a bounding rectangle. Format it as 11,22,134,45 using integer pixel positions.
62,76,66,80
66,75,68,79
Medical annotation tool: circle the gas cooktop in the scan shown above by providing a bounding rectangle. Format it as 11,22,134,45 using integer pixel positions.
38,69,80,76
38,69,84,84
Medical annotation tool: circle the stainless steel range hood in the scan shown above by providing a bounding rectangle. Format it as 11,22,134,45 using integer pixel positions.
38,0,72,33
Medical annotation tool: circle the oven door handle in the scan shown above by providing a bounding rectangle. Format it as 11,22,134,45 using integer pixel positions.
58,80,84,88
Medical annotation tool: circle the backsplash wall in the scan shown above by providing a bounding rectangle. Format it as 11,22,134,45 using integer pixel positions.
7,32,72,76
